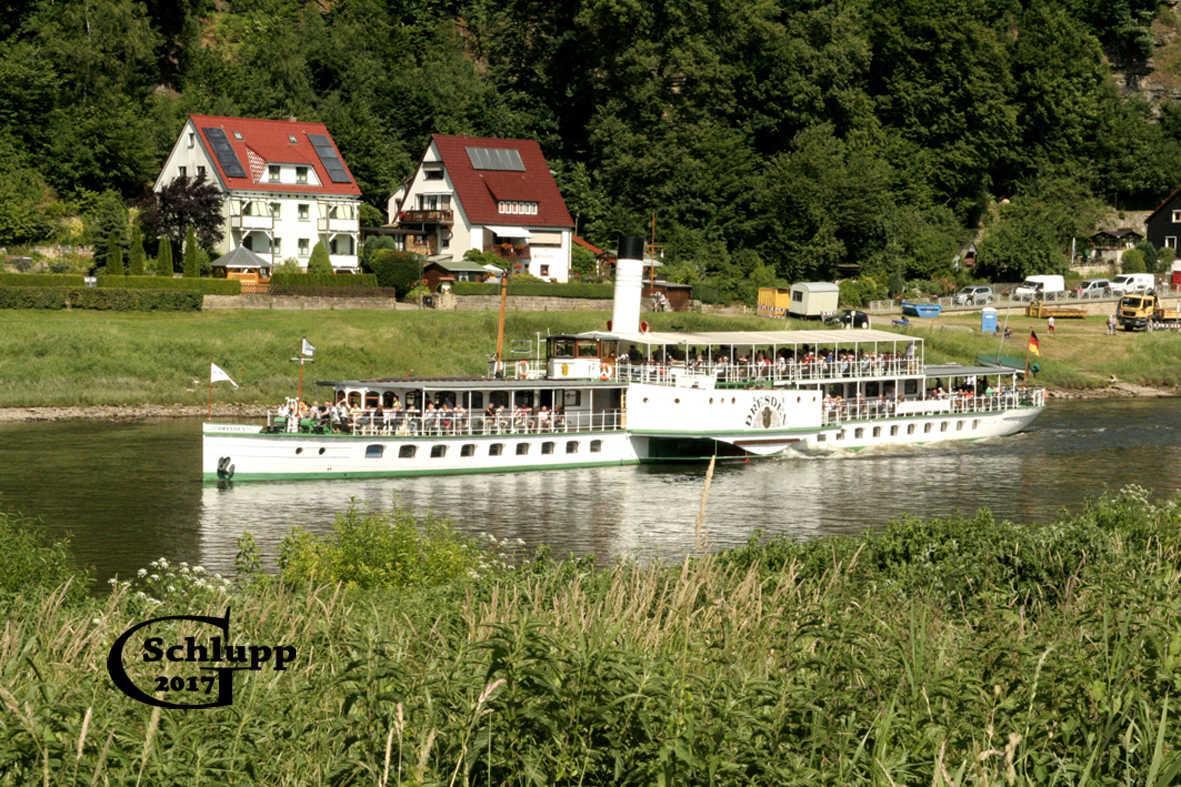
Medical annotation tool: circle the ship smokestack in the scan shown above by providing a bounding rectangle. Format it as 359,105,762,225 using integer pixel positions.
612,235,645,333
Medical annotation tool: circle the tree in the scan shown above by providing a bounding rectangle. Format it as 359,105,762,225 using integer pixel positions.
128,221,145,275
1121,247,1146,273
306,241,332,274
155,237,173,276
369,249,422,294
182,226,199,278
141,175,224,253
106,228,125,275
571,244,598,278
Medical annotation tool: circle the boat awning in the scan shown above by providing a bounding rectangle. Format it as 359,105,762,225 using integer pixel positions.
484,225,532,238
925,363,1022,378
576,328,914,347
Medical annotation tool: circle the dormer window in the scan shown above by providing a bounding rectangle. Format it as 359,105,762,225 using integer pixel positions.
497,200,538,216
268,165,280,183
233,131,243,140
288,135,297,144
424,166,444,181
296,166,308,184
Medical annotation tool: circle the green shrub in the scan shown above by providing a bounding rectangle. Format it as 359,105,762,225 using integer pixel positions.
0,272,85,287
0,512,89,605
691,281,727,304
278,507,484,589
155,237,173,275
271,273,377,289
182,227,199,277
306,241,332,274
96,275,241,294
1121,247,1147,273
451,280,614,298
0,286,202,311
367,249,423,293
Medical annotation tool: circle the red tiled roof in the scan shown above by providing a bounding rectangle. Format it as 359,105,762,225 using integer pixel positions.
573,235,606,255
431,134,573,228
188,114,361,197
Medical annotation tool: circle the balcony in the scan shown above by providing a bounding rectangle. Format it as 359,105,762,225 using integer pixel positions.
330,253,359,270
231,214,274,230
399,209,453,225
318,216,359,233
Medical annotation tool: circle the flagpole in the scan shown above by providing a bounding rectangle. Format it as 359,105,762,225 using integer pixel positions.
297,361,304,404
207,377,213,419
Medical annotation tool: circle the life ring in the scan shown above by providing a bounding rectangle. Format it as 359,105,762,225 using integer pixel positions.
600,361,613,381
639,320,649,333
516,360,529,378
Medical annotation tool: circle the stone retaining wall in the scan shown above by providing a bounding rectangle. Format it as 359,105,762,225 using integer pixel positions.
451,295,611,311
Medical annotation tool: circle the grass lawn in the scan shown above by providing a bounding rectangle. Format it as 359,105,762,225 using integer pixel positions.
0,307,1176,407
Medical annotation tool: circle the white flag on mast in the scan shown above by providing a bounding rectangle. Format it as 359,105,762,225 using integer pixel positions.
210,362,239,388
301,338,316,358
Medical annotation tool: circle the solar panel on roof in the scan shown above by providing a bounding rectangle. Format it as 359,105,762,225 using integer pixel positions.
308,133,352,184
466,146,525,171
202,127,246,178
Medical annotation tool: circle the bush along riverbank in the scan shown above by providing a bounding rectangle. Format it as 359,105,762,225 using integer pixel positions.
4,488,1181,782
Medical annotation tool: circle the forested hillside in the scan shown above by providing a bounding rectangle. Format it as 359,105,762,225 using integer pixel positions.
1,0,1176,295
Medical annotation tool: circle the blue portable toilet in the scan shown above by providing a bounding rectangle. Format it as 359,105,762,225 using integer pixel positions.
980,307,998,334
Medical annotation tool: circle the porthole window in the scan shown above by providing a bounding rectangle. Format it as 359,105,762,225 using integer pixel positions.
674,398,680,404
461,444,476,457
516,443,530,455
643,397,649,403
318,447,326,455
590,439,602,453
398,445,416,458
541,441,554,455
566,441,579,454
431,445,446,458
854,428,864,438
709,397,714,404
295,447,303,455
366,444,384,458
489,443,503,456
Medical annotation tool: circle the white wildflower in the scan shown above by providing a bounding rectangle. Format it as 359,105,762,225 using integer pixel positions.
91,617,102,625
179,561,188,569
136,568,147,578
158,558,169,569
192,565,206,575
149,574,160,582
166,585,176,593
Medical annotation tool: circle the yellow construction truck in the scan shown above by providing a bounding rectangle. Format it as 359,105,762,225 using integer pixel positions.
1116,293,1181,331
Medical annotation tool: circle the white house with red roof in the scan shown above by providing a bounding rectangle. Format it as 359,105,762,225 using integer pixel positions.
154,115,362,271
388,134,574,282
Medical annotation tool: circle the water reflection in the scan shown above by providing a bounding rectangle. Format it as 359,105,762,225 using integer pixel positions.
2,398,1181,582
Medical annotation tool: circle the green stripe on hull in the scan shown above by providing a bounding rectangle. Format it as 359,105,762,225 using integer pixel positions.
203,458,640,484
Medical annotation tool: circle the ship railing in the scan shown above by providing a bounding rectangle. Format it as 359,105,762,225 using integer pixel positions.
821,389,1044,425
613,357,923,385
487,359,548,380
268,409,625,437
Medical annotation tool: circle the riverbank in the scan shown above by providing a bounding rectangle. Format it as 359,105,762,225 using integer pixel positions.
4,488,1180,782
0,308,1178,411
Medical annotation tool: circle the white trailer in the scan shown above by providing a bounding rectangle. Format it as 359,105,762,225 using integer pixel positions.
788,282,839,319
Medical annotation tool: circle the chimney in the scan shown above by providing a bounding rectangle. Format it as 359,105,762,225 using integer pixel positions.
611,235,645,334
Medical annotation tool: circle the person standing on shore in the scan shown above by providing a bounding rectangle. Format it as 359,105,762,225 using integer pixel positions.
1047,315,1056,335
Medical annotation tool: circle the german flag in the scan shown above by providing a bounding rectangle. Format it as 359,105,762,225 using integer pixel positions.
1027,330,1041,357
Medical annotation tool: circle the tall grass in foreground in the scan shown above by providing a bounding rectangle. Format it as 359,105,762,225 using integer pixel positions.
4,488,1181,782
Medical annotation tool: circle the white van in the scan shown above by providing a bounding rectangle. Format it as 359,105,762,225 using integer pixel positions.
1012,274,1066,301
1108,273,1154,295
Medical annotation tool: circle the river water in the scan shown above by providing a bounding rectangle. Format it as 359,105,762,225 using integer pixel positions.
1,398,1179,583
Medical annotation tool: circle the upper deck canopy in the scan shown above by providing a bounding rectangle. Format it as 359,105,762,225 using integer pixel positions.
576,328,913,347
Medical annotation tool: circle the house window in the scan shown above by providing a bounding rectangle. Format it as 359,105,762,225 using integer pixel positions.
296,166,308,184
196,165,206,179
298,204,310,221
1167,236,1178,250
1172,210,1181,223
540,265,550,277
268,165,281,183
272,237,281,255
298,239,310,257
497,200,539,215
178,166,186,178
398,445,416,458
269,202,281,217
791,291,802,302
187,132,195,148
424,167,444,180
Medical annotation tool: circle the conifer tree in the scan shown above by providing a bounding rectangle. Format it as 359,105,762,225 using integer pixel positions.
307,241,332,274
156,237,173,276
182,226,200,277
106,228,125,275
128,223,146,275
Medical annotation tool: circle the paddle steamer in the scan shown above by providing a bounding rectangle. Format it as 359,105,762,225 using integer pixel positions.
203,237,1044,482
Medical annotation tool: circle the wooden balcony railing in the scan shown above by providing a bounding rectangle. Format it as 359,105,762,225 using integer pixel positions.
399,209,453,225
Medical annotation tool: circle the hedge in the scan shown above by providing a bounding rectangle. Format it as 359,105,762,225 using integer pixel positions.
271,273,378,289
451,281,614,298
0,273,86,287
97,275,241,294
0,287,202,311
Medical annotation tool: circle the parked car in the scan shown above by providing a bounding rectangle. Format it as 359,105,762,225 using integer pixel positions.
825,309,870,328
1107,273,1154,295
952,285,994,305
1073,278,1110,298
